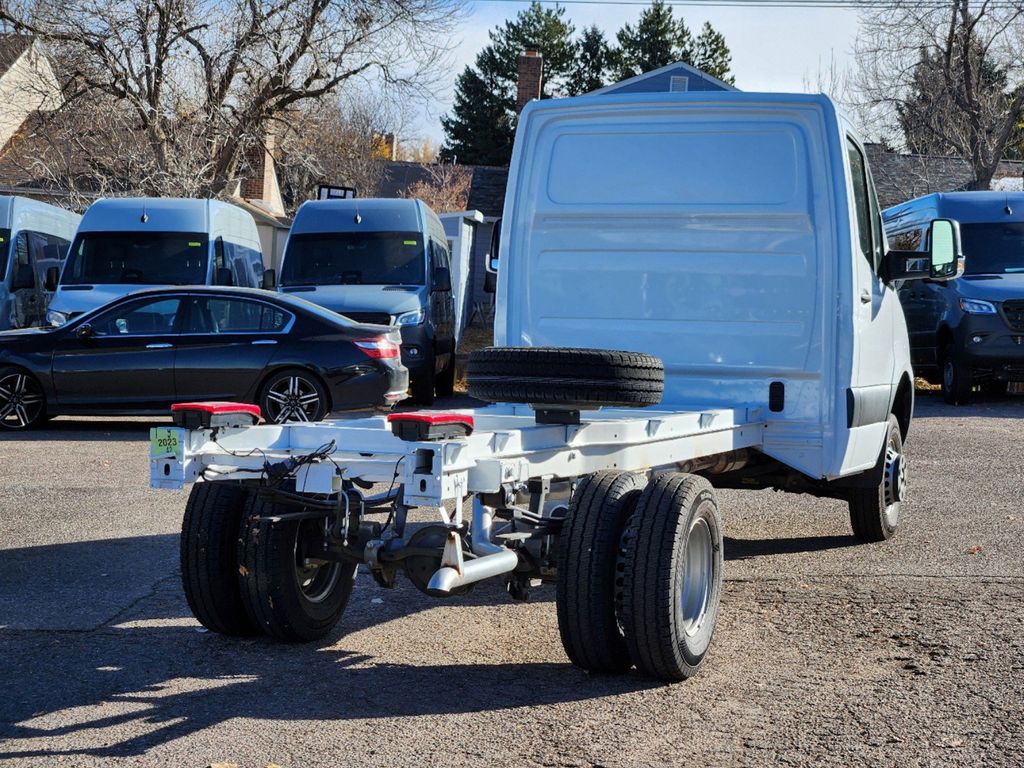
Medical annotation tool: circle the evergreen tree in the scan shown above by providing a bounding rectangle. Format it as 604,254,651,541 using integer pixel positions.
612,1,733,85
613,0,692,82
567,25,611,96
441,2,576,164
692,22,734,84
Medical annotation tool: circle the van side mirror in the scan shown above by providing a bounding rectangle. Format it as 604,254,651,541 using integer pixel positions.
881,218,962,283
484,219,500,294
433,266,451,293
927,218,961,280
262,269,276,290
216,267,234,286
45,266,59,292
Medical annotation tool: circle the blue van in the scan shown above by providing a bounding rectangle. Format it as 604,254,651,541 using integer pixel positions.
0,196,81,330
46,198,266,326
883,191,1024,403
277,198,456,404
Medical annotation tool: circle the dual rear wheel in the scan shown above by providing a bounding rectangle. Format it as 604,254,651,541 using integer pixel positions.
556,471,724,681
180,482,355,641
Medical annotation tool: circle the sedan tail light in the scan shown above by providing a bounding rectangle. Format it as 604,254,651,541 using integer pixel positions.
354,336,400,359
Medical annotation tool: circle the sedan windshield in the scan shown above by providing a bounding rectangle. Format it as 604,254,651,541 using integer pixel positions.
960,223,1024,275
62,232,209,285
280,232,425,286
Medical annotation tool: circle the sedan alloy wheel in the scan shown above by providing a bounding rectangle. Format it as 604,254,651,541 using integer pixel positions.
0,372,45,429
262,373,326,423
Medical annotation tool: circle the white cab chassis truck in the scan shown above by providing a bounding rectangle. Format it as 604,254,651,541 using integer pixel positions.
154,93,959,681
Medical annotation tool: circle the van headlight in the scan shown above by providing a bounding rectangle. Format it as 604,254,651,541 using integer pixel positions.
395,309,425,326
46,310,68,327
959,298,997,315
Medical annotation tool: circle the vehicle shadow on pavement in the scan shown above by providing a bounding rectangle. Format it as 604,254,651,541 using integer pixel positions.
723,534,858,560
2,419,167,442
0,538,657,761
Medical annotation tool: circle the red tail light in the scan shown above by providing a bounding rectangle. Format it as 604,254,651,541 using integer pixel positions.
355,337,400,359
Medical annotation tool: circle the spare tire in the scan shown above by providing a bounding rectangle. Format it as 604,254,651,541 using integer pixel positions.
467,347,663,408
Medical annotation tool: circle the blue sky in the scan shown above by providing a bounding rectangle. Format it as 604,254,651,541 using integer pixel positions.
411,1,862,145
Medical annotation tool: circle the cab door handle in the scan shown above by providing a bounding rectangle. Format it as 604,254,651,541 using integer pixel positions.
860,289,872,304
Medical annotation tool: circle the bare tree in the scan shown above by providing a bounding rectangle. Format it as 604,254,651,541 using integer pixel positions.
277,91,410,209
0,0,459,197
854,0,1024,189
400,162,471,212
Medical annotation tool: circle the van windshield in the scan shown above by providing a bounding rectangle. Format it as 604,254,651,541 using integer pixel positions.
960,223,1024,275
0,229,9,282
280,232,425,286
62,232,209,285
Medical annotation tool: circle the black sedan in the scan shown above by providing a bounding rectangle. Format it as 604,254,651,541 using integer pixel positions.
0,287,408,430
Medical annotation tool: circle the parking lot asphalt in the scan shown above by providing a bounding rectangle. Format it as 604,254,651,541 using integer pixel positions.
0,392,1022,767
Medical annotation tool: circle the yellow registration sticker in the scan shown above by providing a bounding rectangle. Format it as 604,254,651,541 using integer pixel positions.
188,241,201,247
150,427,183,459
403,240,417,246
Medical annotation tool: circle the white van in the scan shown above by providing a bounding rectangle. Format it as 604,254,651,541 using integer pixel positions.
155,92,958,681
0,196,80,330
46,198,265,326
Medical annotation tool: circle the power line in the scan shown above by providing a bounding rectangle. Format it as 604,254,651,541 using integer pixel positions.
476,0,1023,9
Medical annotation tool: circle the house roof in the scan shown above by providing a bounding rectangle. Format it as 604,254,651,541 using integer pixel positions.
378,161,509,218
0,34,32,78
865,144,1024,209
587,60,738,96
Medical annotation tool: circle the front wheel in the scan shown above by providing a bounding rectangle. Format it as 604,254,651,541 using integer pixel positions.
621,473,723,681
848,414,906,543
0,367,47,430
259,369,329,423
239,493,356,641
941,344,972,405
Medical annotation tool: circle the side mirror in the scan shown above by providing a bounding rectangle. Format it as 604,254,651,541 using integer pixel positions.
215,267,234,286
76,323,94,341
484,219,500,294
881,218,962,283
927,218,961,280
433,266,451,293
262,269,277,290
45,266,59,292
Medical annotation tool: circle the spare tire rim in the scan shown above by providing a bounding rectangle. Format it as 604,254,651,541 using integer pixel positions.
265,375,321,423
680,514,714,637
293,518,341,603
0,373,44,429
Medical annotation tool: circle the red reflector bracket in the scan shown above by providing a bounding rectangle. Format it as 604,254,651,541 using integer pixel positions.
171,401,261,430
387,412,474,441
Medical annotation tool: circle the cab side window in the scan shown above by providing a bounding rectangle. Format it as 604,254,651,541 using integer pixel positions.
892,229,924,252
847,138,875,272
11,233,34,289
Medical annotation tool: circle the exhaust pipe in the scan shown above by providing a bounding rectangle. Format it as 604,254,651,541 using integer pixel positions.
426,498,519,595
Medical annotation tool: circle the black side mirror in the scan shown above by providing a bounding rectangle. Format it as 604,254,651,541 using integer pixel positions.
76,323,94,341
45,266,59,292
216,267,234,286
433,266,451,293
881,218,962,284
262,269,277,290
484,219,500,294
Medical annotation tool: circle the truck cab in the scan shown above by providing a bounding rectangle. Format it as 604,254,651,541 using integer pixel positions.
277,198,456,404
883,191,1024,404
46,198,265,327
0,196,80,330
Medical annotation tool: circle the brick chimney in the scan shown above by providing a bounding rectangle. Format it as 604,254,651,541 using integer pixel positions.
241,130,285,216
516,48,543,114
